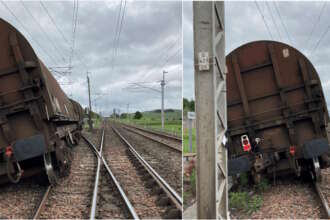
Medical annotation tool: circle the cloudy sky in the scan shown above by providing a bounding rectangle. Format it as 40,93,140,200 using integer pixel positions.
0,0,182,116
184,1,330,109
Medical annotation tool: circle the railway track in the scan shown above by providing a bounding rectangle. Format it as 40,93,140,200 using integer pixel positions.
116,124,182,195
0,178,47,218
82,129,137,219
33,185,52,219
32,132,99,218
81,123,182,219
104,122,182,218
122,124,181,149
314,168,330,218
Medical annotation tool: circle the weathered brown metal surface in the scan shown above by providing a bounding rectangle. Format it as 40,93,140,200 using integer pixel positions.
0,18,83,181
226,41,329,160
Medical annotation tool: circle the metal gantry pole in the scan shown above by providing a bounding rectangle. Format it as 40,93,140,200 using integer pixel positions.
193,1,227,219
161,71,167,130
87,72,93,131
127,104,130,123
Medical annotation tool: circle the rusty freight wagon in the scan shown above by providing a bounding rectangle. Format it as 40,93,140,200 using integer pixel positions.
0,18,83,184
227,40,330,182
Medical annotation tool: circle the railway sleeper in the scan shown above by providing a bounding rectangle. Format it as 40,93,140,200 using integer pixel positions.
156,195,170,206
145,179,156,188
164,207,181,219
151,186,163,195
141,173,152,180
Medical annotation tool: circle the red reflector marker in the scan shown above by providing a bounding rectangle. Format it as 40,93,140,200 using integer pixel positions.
243,144,251,152
5,146,13,158
289,146,295,156
241,135,251,152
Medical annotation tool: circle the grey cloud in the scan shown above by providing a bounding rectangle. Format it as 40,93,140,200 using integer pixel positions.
0,0,182,116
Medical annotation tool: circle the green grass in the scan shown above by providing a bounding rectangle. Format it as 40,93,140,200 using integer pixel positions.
229,192,263,214
117,110,182,136
190,168,196,194
83,117,102,130
93,117,102,129
255,178,270,192
183,127,196,153
229,173,268,215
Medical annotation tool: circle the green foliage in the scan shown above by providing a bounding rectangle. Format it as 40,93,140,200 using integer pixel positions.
247,195,263,214
239,172,249,188
116,109,181,135
183,191,191,205
183,128,196,153
120,113,127,119
229,191,249,210
183,98,195,112
134,111,143,119
190,168,196,195
229,192,263,214
255,178,270,192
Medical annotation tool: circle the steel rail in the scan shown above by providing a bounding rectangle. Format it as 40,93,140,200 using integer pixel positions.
82,134,139,220
32,185,52,219
122,126,182,152
123,123,181,142
112,126,183,211
89,129,105,219
314,182,330,218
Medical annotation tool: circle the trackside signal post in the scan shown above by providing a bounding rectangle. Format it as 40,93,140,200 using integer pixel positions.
193,1,227,219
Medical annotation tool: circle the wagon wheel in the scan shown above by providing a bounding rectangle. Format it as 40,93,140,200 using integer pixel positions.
65,131,79,148
55,140,73,178
43,153,59,185
65,135,75,148
73,131,81,143
311,157,322,182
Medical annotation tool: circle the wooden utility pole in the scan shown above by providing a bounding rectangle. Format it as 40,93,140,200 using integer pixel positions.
193,1,227,219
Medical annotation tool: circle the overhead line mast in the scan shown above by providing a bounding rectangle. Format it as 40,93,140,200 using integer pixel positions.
161,71,167,130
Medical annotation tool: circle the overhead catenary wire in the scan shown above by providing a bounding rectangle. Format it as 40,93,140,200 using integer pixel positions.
114,0,126,59
254,1,273,40
1,0,60,65
306,2,327,51
71,0,76,38
69,0,79,69
272,1,294,45
110,0,123,70
311,23,330,55
20,0,67,63
161,47,182,69
39,0,88,71
140,36,181,82
111,0,127,71
265,1,282,41
40,1,70,45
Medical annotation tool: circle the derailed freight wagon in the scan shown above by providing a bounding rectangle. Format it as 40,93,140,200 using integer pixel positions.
0,18,83,184
227,41,330,182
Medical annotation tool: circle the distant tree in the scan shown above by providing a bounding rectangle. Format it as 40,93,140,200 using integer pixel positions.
134,111,143,119
120,113,127,119
183,98,195,111
183,98,189,110
189,100,195,111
